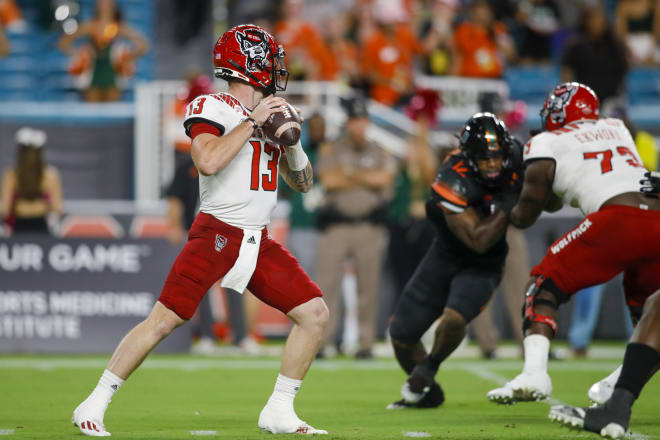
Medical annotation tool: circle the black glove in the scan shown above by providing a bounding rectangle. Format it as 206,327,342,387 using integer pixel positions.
640,171,660,198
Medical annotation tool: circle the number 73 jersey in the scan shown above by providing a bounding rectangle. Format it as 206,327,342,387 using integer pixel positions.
524,118,647,215
184,93,284,229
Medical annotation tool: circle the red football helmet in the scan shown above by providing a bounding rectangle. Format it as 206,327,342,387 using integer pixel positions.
540,82,599,131
213,24,289,95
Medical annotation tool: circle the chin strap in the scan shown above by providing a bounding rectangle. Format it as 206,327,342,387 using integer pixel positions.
522,276,559,335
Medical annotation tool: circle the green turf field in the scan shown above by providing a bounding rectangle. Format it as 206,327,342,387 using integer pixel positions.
1,353,658,439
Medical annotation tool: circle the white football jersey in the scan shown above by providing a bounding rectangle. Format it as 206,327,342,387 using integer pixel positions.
524,118,647,215
184,93,283,229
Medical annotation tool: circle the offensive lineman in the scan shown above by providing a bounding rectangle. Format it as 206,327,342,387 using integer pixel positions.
388,113,523,408
72,24,329,436
486,82,660,439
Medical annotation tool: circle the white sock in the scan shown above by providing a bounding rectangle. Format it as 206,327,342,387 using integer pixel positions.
88,369,125,407
522,334,550,375
267,374,301,411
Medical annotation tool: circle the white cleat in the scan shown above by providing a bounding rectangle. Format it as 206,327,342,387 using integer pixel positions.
72,399,111,437
258,404,327,435
487,372,552,404
549,405,586,429
588,366,622,405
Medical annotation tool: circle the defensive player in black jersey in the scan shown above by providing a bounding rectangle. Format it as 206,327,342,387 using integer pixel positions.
387,113,523,409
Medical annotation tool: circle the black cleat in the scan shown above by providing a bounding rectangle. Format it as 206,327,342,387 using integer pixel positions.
387,382,444,410
549,389,633,439
401,362,437,404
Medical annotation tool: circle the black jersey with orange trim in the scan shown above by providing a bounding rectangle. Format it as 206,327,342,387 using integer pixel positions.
425,151,509,266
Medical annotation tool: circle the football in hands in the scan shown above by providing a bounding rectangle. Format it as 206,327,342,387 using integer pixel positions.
261,102,302,146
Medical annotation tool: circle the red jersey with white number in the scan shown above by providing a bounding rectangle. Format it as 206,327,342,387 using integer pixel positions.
183,93,282,229
524,118,646,215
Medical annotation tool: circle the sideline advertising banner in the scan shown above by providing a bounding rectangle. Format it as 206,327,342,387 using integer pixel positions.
0,237,191,353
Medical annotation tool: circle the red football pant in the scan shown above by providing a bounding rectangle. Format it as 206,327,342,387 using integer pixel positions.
531,205,660,308
159,212,322,320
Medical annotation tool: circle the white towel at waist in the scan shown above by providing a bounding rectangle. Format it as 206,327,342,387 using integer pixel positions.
220,229,262,293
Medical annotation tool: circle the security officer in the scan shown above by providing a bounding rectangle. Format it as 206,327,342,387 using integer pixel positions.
387,112,522,408
316,94,396,359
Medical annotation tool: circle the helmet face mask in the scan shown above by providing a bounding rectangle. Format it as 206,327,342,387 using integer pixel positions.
213,24,289,95
540,82,599,131
459,112,512,186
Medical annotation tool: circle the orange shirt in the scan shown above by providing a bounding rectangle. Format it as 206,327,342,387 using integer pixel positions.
362,24,420,105
0,0,21,26
453,22,507,78
275,19,330,80
322,39,359,81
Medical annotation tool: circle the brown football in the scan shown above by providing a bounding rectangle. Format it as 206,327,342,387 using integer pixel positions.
261,102,302,146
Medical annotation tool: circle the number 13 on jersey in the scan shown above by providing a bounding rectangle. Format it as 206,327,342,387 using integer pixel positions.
250,140,281,191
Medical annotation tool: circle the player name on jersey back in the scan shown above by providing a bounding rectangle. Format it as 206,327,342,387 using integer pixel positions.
184,93,284,229
524,118,647,215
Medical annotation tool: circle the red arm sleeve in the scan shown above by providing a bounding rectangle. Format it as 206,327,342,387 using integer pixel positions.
189,122,221,140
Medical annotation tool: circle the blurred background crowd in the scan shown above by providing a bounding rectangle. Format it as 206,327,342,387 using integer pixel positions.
0,0,658,358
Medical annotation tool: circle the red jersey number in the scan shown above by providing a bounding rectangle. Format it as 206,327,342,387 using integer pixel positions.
583,146,644,174
188,97,206,116
249,141,280,192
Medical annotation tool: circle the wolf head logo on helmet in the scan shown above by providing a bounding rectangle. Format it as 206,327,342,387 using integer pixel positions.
544,84,578,127
540,82,599,131
213,24,289,95
235,29,269,72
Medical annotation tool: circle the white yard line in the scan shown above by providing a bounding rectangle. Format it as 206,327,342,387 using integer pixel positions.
402,431,431,437
464,365,651,440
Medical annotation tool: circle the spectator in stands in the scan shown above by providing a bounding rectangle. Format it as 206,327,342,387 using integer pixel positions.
346,0,378,47
561,3,629,104
57,0,149,102
451,0,516,78
0,0,26,32
321,14,361,85
515,0,561,64
387,90,439,304
419,0,459,76
274,0,330,80
616,0,660,65
362,0,421,106
1,127,63,235
0,21,9,58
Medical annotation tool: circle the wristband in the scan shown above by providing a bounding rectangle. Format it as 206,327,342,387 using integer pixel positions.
284,140,309,171
242,117,258,135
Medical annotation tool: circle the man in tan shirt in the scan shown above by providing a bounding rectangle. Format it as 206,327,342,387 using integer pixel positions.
316,94,396,358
